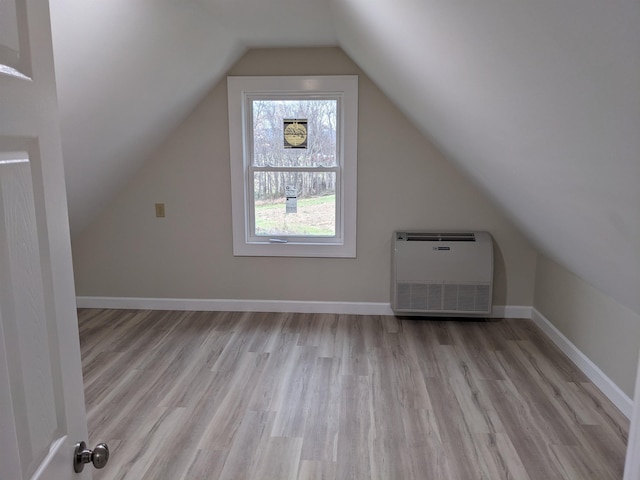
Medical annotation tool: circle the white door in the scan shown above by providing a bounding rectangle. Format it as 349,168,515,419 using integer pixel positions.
0,0,93,479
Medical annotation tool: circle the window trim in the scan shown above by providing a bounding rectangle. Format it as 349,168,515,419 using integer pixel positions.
227,75,358,257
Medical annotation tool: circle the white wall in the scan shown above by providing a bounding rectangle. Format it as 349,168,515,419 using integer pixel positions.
71,48,537,307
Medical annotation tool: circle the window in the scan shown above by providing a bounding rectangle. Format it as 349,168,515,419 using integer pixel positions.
227,76,358,257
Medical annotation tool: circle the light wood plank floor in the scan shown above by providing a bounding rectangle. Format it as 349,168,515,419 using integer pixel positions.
78,309,629,479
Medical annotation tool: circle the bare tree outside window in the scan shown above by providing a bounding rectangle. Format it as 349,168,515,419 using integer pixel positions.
251,99,338,236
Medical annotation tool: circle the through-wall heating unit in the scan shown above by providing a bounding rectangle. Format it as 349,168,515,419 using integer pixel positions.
391,231,494,316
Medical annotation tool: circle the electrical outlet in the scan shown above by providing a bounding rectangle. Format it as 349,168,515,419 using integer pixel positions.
155,203,165,218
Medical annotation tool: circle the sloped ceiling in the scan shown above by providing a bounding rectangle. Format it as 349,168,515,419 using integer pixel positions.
50,0,243,236
50,0,639,314
330,0,640,315
50,0,337,236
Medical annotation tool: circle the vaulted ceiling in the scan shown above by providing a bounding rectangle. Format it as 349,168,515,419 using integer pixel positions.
49,0,639,315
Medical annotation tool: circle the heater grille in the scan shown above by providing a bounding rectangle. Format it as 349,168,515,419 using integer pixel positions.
403,232,476,242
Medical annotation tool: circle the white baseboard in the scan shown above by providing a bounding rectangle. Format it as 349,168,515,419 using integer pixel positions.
76,296,530,318
490,305,532,319
531,308,633,419
76,296,396,315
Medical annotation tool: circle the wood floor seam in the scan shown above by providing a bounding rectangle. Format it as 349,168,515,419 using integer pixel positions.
78,309,628,480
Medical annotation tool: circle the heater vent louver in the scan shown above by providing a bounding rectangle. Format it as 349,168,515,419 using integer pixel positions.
401,232,476,242
392,231,493,317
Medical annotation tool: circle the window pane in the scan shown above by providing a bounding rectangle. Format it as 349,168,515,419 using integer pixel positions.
253,171,336,236
252,99,337,167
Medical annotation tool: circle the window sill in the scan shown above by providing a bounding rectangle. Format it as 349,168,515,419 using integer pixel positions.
233,241,356,258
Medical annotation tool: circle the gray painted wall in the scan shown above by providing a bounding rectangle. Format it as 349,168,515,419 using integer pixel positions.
534,255,640,397
72,48,537,307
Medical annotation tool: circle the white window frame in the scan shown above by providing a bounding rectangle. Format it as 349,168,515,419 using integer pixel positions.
227,75,358,257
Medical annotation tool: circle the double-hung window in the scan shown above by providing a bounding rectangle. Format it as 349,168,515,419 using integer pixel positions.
228,76,358,257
